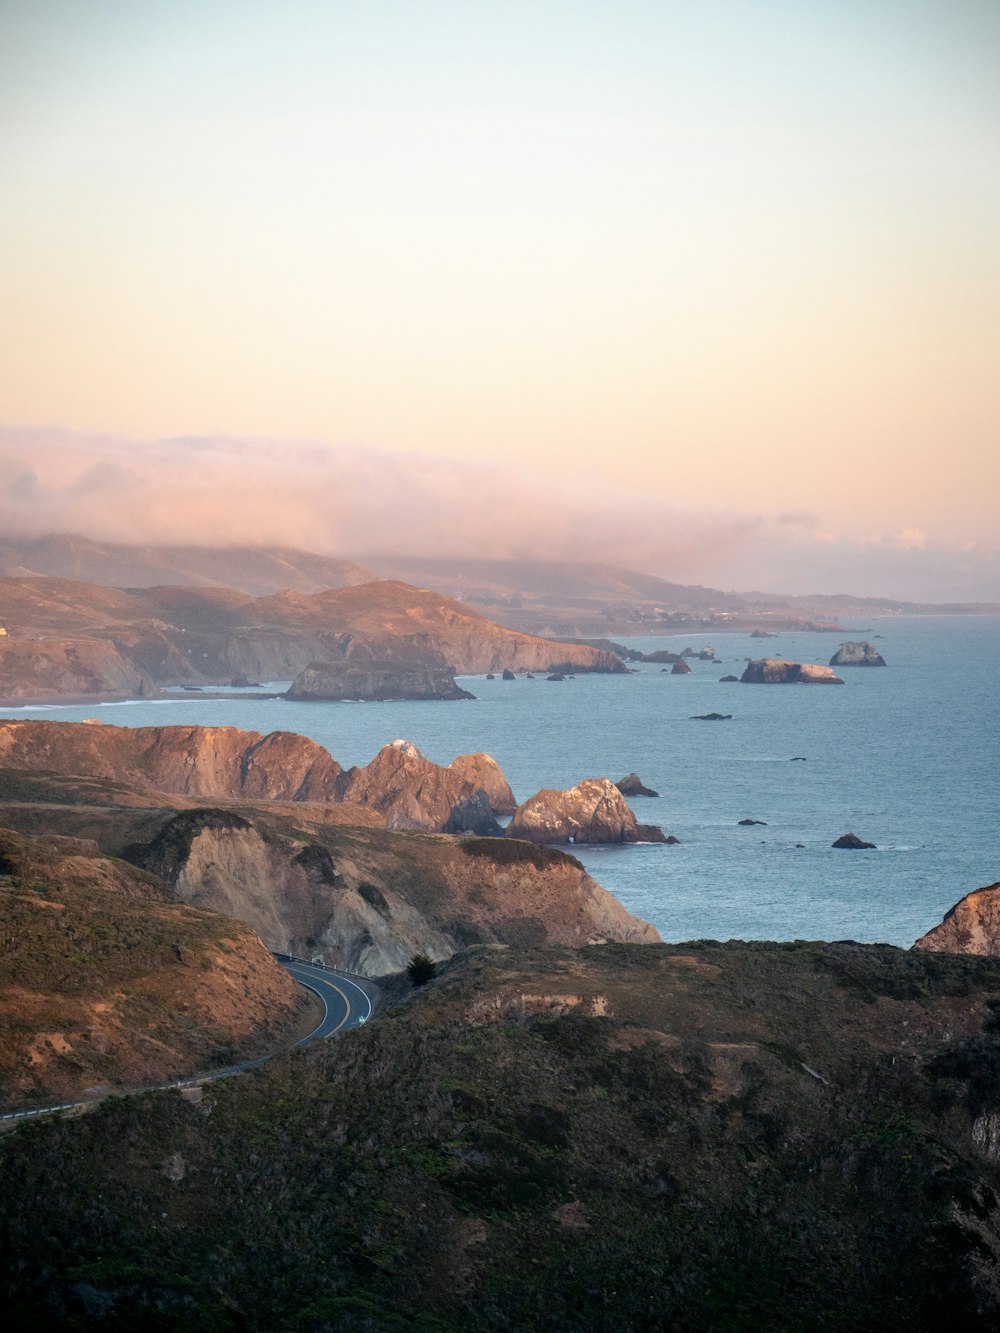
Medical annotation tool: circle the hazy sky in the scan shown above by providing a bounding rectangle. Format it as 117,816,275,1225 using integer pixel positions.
1,2,998,598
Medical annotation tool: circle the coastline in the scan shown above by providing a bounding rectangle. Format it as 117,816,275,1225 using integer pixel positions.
0,689,286,710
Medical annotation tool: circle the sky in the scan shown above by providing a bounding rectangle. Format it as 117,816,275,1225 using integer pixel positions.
1,1,998,600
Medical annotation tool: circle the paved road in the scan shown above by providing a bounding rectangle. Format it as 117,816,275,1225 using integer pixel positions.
279,957,374,1043
0,956,376,1123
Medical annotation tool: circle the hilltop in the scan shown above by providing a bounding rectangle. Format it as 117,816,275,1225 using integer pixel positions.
0,574,622,700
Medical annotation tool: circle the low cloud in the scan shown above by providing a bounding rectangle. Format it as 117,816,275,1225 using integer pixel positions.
0,427,997,603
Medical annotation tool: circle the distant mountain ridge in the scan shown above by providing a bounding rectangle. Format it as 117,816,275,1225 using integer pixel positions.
0,533,376,595
0,536,995,637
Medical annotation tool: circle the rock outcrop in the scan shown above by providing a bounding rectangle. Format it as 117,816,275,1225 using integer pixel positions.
616,773,659,798
285,661,473,701
740,659,845,684
335,740,517,830
830,641,887,667
832,832,876,849
506,778,667,845
914,883,1000,954
671,661,692,675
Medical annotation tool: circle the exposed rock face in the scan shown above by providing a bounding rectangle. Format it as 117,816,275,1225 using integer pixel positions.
0,721,519,835
671,661,692,675
285,661,473,701
446,752,518,815
0,720,343,803
915,883,1000,954
616,773,659,798
740,659,845,684
720,674,739,682
830,641,887,667
501,669,516,680
507,778,667,845
335,741,517,831
0,825,306,1107
0,637,160,700
642,650,681,664
442,792,503,837
130,812,660,975
832,833,876,849
692,712,732,721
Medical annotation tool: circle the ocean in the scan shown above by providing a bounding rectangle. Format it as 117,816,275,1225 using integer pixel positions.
2,616,997,947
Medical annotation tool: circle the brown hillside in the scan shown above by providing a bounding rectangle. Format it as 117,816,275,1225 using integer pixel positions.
0,826,309,1108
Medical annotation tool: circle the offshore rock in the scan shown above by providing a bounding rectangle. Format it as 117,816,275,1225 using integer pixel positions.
830,641,887,667
741,659,844,684
616,773,659,798
832,832,876,849
286,660,473,701
914,883,1000,954
507,778,667,846
671,661,692,675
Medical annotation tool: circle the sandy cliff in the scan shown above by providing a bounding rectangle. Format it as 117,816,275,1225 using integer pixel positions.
915,883,1000,955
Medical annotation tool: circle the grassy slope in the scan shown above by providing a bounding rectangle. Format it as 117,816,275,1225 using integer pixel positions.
3,941,1000,1331
0,827,310,1106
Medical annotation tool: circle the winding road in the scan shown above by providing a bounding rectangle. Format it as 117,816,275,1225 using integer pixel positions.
0,955,377,1124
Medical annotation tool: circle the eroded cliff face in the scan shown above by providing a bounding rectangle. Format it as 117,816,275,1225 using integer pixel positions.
0,722,514,832
0,719,344,803
915,884,1000,955
130,811,659,976
335,740,517,830
0,826,308,1107
0,638,160,700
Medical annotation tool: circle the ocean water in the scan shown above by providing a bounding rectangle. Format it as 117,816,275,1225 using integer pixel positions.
2,616,997,947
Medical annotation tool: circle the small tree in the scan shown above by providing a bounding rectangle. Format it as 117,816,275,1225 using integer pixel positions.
407,953,437,987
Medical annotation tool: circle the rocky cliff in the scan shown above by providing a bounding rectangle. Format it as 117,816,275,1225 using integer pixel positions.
0,720,345,803
0,826,308,1108
0,573,624,699
914,883,1000,955
0,637,160,700
128,810,659,975
740,658,845,684
334,740,517,830
0,721,524,836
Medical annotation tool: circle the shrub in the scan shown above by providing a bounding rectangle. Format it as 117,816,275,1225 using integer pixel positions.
407,953,437,987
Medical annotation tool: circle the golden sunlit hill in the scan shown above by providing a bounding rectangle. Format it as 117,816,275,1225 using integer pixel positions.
0,574,623,700
0,826,311,1109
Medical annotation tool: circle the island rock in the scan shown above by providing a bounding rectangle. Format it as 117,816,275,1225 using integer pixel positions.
285,660,473,702
671,661,692,675
829,641,887,668
741,659,844,684
616,773,659,798
832,832,876,849
506,778,667,845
